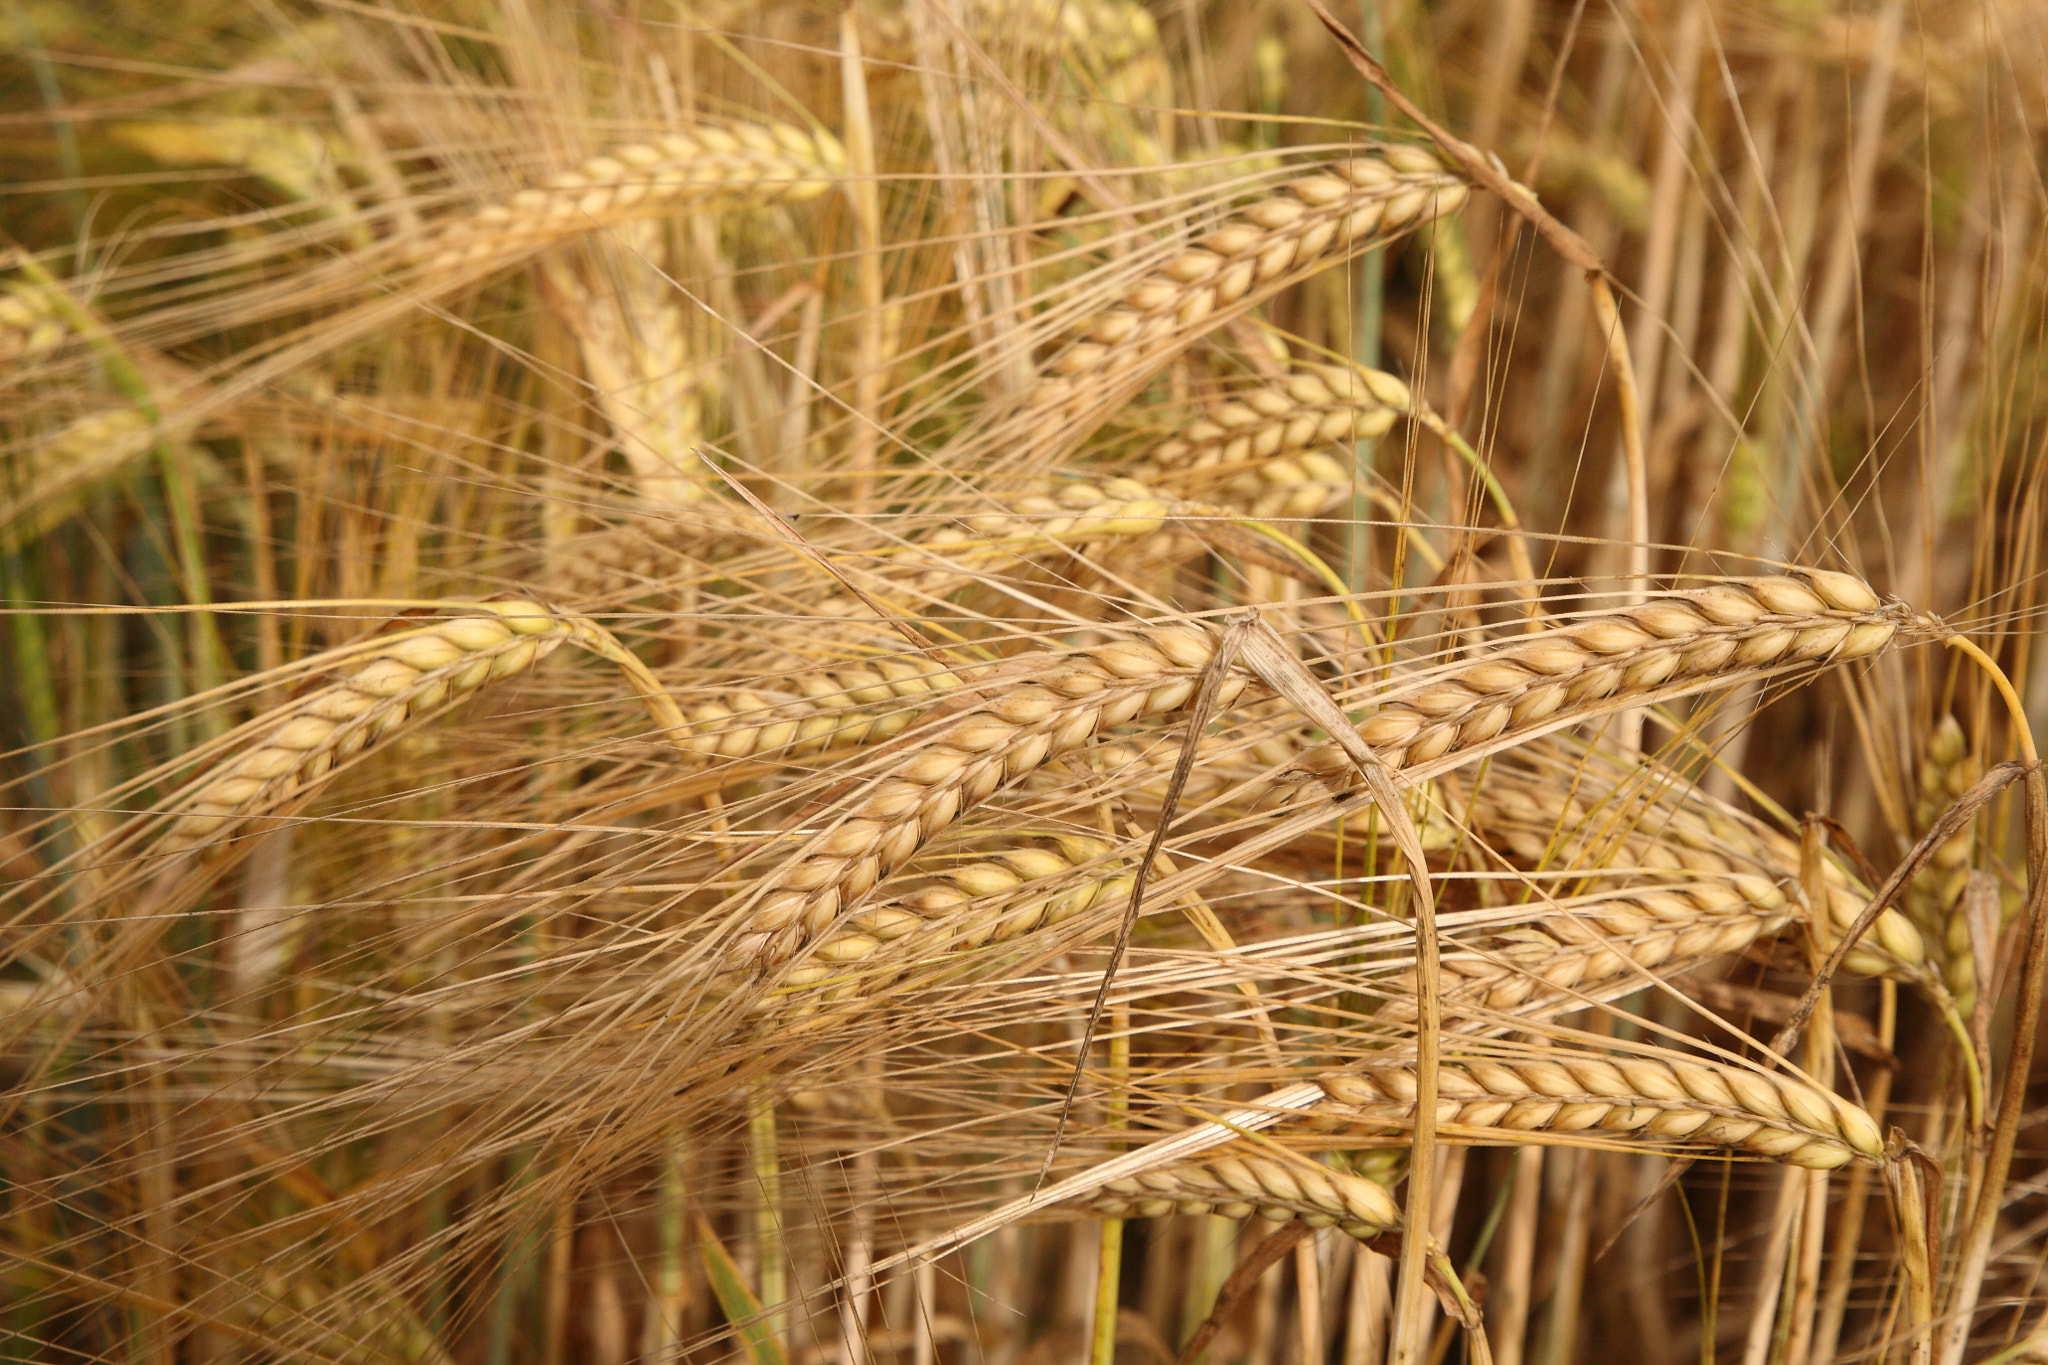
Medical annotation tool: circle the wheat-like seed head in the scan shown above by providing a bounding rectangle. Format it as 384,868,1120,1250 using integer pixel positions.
0,281,70,367
727,625,1238,964
1069,1147,1401,1240
1308,1053,1886,1170
1131,360,1415,519
1376,880,1798,1028
1027,149,1468,425
3,410,155,553
419,119,847,275
557,471,1232,608
1905,714,1984,1011
1264,572,1902,795
160,602,678,855
1464,746,1933,984
545,226,707,509
765,834,1130,998
727,571,1905,968
679,653,972,762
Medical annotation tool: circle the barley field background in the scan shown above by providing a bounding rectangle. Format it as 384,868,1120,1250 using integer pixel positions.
2,2,2045,1362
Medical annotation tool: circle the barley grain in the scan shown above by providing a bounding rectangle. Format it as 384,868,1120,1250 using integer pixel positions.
1905,715,1984,1012
1132,361,1415,519
1026,149,1468,424
1462,746,1933,984
0,281,70,366
736,572,1906,966
545,225,707,508
159,602,683,855
1261,573,1902,800
777,834,1130,995
728,624,1239,964
1070,1147,1401,1240
1306,1054,1885,1170
1376,880,1797,1027
420,120,847,275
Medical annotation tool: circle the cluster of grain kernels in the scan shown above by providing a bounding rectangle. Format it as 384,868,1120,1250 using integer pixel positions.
162,606,571,852
905,478,1180,592
781,836,1128,992
680,654,966,761
731,626,1242,964
1905,715,1984,1011
1309,1055,1886,1170
0,281,69,366
1256,576,1899,812
548,228,707,509
1465,755,1930,983
1377,879,1797,1027
1076,1150,1401,1240
1133,362,1413,519
1027,149,1467,420
422,120,847,273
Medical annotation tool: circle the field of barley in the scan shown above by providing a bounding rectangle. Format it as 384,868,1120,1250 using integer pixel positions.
2,1,2045,1362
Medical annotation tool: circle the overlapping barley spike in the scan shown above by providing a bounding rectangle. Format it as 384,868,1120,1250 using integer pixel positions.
2,409,156,552
774,834,1130,996
732,571,1906,968
156,601,683,856
1263,572,1903,796
1462,746,1932,985
545,225,707,508
1905,714,1985,1011
1066,1147,1402,1241
725,625,1239,965
1130,360,1415,519
1376,879,1798,1028
678,652,972,762
418,119,847,276
1025,148,1469,427
1305,1053,1887,1171
555,475,1185,607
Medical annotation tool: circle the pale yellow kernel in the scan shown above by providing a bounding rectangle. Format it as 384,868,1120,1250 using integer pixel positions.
1750,577,1827,615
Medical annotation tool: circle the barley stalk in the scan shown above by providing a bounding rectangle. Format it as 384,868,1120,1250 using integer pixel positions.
1307,1053,1886,1171
1025,148,1468,425
418,119,847,275
1068,1147,1402,1240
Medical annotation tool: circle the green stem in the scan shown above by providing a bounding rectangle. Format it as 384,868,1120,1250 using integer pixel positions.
749,1089,788,1342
